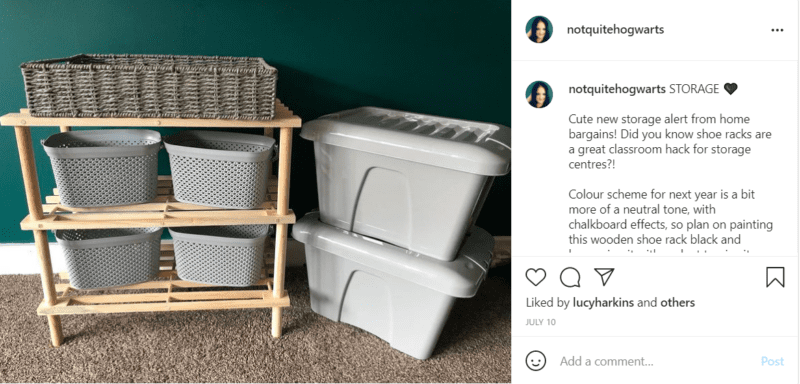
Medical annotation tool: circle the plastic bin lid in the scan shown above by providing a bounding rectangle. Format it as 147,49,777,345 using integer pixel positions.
292,212,494,298
300,107,511,176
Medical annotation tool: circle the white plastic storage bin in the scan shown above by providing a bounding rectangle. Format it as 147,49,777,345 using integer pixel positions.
292,212,493,360
300,107,510,261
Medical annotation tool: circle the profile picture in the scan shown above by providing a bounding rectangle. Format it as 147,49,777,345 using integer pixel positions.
526,81,553,109
526,16,553,43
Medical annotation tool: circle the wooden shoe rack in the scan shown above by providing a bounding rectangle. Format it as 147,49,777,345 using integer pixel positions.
0,100,301,347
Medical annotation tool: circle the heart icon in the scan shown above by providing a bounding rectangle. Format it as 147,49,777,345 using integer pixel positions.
526,268,546,286
724,83,737,95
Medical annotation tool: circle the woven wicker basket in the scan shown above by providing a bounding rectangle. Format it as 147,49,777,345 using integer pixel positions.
20,54,277,120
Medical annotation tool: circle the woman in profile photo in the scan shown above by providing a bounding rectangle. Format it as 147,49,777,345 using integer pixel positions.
527,16,552,43
527,81,552,109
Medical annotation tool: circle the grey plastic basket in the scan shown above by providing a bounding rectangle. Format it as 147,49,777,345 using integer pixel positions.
42,129,161,207
169,225,270,287
164,131,276,209
55,227,163,290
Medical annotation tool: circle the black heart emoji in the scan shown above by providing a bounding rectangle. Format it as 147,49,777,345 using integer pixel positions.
724,83,737,95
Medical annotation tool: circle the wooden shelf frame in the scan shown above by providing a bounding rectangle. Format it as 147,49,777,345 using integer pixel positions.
1,99,301,346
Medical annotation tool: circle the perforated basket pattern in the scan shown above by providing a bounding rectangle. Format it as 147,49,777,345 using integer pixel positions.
168,147,268,209
51,153,159,207
58,228,162,290
51,138,156,148
171,225,267,287
177,139,270,153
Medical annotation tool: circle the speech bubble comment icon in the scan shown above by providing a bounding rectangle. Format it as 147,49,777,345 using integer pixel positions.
560,267,581,288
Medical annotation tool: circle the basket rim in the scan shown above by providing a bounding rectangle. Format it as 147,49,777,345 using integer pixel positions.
168,226,268,247
55,227,163,249
164,130,275,163
42,129,162,159
20,54,277,74
164,130,275,148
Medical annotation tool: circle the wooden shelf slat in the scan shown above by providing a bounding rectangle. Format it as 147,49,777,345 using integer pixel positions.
42,198,277,212
34,176,288,229
58,290,273,304
1,100,302,128
25,193,293,230
55,275,274,293
21,209,295,230
38,294,290,315
52,178,279,197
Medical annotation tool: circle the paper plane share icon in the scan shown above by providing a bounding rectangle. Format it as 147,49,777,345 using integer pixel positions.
594,268,615,286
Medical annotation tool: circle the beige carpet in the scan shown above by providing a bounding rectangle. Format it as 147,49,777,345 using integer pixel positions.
0,265,510,383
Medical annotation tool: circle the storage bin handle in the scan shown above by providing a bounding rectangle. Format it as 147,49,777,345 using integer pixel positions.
270,143,279,163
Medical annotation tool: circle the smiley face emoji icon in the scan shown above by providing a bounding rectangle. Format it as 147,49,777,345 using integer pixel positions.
526,350,546,371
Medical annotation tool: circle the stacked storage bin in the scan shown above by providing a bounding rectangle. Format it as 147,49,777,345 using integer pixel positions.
164,131,276,286
32,54,281,290
41,125,278,291
43,129,164,289
43,128,278,289
296,107,511,359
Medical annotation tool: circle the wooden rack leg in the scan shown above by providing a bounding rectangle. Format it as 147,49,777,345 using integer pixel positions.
272,126,293,338
15,126,63,347
34,230,63,347
272,223,288,338
59,125,71,133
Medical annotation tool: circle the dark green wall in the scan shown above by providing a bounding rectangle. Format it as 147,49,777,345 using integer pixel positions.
0,0,510,243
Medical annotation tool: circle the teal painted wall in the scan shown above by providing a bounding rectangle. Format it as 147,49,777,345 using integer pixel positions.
0,0,510,242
